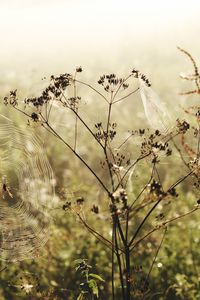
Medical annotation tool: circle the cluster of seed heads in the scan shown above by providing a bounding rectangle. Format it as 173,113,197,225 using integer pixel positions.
98,74,129,92
140,131,172,158
176,119,190,133
95,122,117,143
132,69,151,87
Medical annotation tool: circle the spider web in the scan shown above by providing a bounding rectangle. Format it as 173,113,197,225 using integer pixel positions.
0,115,55,262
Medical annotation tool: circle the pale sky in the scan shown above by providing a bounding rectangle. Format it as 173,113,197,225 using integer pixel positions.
0,0,199,77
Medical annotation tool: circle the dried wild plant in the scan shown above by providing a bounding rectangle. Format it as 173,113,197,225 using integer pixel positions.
3,49,200,299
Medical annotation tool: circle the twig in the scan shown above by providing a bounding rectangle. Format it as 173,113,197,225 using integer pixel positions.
130,163,155,210
73,72,78,151
76,212,115,251
142,227,167,297
113,87,139,104
131,205,200,251
75,79,109,103
115,152,152,191
129,170,193,247
45,121,110,195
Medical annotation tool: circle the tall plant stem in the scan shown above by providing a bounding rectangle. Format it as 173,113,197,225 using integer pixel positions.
112,221,116,300
115,218,126,300
125,245,131,300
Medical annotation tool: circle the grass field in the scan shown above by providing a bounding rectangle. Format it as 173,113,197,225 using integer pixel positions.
1,1,200,299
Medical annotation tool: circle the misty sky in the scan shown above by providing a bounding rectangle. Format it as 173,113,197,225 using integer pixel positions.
0,0,200,77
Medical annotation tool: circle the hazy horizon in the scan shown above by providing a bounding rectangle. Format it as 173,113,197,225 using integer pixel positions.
0,0,200,94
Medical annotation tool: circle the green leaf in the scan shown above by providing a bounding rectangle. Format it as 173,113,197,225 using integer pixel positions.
88,279,99,297
89,273,105,282
77,292,84,300
74,259,86,265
